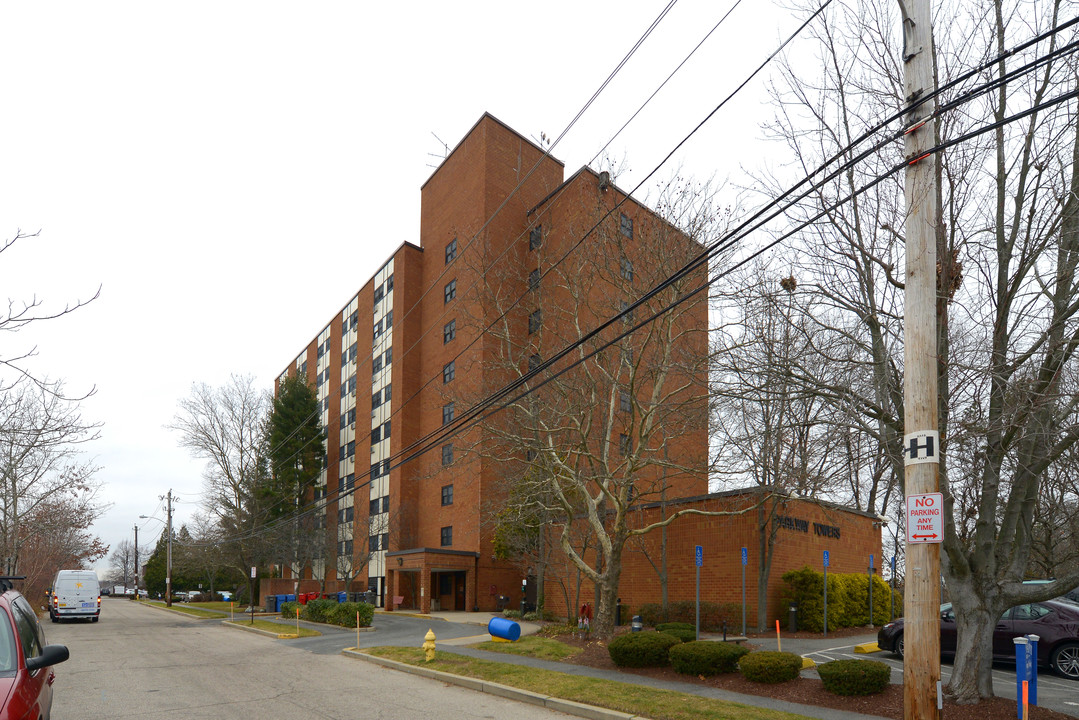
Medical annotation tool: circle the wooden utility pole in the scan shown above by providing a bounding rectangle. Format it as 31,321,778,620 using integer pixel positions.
900,0,942,718
166,489,173,607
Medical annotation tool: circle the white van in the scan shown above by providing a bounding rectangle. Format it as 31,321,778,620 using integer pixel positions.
49,570,100,623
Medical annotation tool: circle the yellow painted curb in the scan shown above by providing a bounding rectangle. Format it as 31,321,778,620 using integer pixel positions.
854,642,881,654
801,657,816,669
277,633,300,639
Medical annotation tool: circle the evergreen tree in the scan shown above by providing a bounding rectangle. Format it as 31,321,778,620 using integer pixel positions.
267,375,324,517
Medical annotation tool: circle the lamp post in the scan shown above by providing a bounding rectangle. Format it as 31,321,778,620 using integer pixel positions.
139,490,173,606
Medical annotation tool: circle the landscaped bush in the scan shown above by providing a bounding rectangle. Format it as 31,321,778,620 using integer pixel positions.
737,651,804,683
608,631,680,667
502,609,522,619
637,601,742,631
655,622,695,633
782,567,901,632
669,641,749,676
817,659,891,696
280,601,300,619
329,601,374,628
301,598,337,623
659,627,697,643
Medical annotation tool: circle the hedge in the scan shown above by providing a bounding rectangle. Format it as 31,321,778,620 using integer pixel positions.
738,651,803,683
637,601,742,631
670,641,749,676
608,631,680,667
782,566,901,632
817,659,892,696
279,599,373,628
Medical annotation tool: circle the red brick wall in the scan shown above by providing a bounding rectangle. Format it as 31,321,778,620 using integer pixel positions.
542,493,882,628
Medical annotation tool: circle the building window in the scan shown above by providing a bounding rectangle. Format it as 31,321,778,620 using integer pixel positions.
442,402,455,426
374,285,384,304
445,238,457,264
620,390,632,413
441,484,454,506
619,433,631,456
369,534,381,552
349,343,358,362
372,355,383,373
621,257,633,281
384,385,392,402
386,274,394,292
444,279,457,304
443,361,455,384
382,420,390,438
443,319,456,344
372,390,381,408
529,225,542,250
344,473,354,489
441,443,453,466
369,498,381,515
526,448,537,462
381,496,389,513
440,526,453,547
347,440,355,457
384,347,392,365
372,426,381,443
528,353,541,372
386,309,393,328
619,300,634,323
338,540,353,556
350,310,359,329
529,268,540,291
528,309,542,335
620,213,633,238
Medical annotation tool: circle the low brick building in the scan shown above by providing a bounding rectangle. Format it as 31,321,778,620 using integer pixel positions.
541,489,883,628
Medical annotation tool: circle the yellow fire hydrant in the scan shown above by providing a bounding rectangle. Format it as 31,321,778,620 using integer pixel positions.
422,628,437,662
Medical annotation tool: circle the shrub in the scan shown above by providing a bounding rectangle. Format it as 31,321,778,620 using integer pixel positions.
330,601,374,628
280,601,300,619
738,651,804,683
523,611,543,621
670,641,749,676
782,566,902,632
655,622,695,633
637,601,742,631
608,631,680,668
659,627,697,643
302,598,337,623
817,659,891,696
502,609,522,619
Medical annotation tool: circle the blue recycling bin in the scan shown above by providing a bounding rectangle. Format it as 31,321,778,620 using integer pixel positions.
487,616,521,642
337,591,347,603
285,594,296,603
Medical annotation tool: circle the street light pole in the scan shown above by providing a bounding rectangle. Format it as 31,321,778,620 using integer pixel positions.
134,524,139,597
166,489,173,607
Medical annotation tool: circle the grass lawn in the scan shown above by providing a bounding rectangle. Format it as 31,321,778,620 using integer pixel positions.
364,647,812,720
189,601,246,613
470,636,581,662
224,619,321,638
144,601,228,619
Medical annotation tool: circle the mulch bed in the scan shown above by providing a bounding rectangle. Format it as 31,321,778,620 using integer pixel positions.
552,630,1072,720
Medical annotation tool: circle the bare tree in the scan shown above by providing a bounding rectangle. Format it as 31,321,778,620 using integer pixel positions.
1,229,100,396
107,540,136,586
0,380,103,575
169,374,276,608
758,0,1079,700
457,173,731,639
711,265,846,630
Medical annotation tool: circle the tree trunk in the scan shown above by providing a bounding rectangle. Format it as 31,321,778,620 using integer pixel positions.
593,562,623,640
945,599,999,703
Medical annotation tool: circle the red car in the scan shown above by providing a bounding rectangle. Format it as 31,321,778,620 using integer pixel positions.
0,578,69,719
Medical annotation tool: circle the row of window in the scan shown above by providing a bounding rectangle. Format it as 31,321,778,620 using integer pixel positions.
369,495,389,515
371,420,391,444
528,215,632,253
341,407,356,428
317,336,332,359
373,274,394,304
373,311,393,340
338,540,353,557
370,533,389,552
373,385,392,409
341,375,357,398
338,506,354,524
339,441,356,461
372,347,392,374
370,460,390,480
340,473,354,491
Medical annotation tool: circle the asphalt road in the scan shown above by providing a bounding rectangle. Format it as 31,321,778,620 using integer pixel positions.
44,599,571,720
779,632,1079,718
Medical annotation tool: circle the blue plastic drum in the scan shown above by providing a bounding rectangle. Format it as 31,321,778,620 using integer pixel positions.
487,616,521,642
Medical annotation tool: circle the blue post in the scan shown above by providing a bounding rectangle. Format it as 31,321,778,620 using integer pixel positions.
1014,637,1028,719
1027,634,1039,707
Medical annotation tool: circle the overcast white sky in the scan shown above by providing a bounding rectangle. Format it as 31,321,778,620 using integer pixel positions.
0,1,808,576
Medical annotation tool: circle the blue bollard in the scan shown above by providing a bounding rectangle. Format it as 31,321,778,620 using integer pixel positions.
1027,634,1039,707
487,616,521,642
1014,637,1029,719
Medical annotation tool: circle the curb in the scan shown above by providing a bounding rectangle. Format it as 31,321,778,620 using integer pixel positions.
222,621,295,639
853,643,880,654
342,649,642,720
138,603,225,620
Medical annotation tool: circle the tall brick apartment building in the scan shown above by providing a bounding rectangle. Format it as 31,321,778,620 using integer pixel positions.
267,112,881,618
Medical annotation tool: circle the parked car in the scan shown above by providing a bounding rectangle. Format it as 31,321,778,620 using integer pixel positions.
0,576,70,719
878,598,1079,679
47,570,100,623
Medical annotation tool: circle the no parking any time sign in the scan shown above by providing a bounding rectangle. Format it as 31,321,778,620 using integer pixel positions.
906,492,944,544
